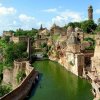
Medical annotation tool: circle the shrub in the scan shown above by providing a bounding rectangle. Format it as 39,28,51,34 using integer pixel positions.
0,84,12,97
16,70,26,83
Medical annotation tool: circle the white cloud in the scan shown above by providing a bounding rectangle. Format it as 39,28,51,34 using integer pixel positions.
52,10,83,26
18,14,39,30
0,4,84,35
19,14,35,22
95,9,100,14
42,8,57,13
0,6,16,15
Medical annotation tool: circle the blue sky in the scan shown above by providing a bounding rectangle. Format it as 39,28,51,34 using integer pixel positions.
0,0,100,34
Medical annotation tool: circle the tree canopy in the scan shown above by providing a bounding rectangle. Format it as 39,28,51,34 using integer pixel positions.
14,28,38,38
81,20,97,33
4,42,27,66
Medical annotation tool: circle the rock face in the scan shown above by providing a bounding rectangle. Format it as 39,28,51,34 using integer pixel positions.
3,68,13,84
87,33,100,100
49,31,85,77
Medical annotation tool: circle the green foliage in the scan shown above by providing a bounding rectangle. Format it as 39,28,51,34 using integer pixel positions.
4,42,27,66
14,28,38,38
52,34,59,41
0,84,12,97
84,37,95,45
22,52,28,58
95,25,100,33
3,36,10,43
85,46,95,50
81,20,97,33
84,37,95,50
64,22,81,29
0,39,7,48
41,42,47,48
16,70,26,83
64,20,97,34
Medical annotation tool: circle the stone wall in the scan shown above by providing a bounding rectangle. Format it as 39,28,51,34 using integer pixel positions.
2,59,34,89
12,60,33,89
3,68,13,84
50,53,84,77
0,69,38,100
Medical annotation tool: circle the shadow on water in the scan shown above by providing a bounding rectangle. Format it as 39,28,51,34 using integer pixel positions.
24,73,43,100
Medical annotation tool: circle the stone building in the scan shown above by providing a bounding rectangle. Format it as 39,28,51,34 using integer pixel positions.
33,25,49,49
65,32,84,76
49,30,85,76
88,5,93,20
3,31,13,37
10,36,28,43
50,23,67,36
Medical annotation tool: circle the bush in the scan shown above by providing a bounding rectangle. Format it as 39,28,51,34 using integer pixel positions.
0,84,12,97
16,70,26,83
22,52,28,58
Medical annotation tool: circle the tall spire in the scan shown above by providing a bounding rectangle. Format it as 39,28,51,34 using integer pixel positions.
40,24,43,30
88,5,93,20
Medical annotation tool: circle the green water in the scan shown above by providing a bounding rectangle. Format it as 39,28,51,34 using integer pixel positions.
29,60,94,100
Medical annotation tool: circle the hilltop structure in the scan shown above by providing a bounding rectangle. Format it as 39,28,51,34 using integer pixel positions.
0,5,99,100
88,5,93,20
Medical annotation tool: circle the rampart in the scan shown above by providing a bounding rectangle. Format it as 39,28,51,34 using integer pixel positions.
0,59,39,100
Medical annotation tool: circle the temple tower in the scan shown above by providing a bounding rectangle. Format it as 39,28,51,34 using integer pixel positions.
88,5,93,20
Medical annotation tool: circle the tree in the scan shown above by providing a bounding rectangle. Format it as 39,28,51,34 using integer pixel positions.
14,28,38,38
3,36,10,43
81,20,97,33
64,22,81,29
95,25,100,33
4,42,27,66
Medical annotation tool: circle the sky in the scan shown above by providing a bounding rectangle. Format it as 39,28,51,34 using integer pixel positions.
0,0,100,34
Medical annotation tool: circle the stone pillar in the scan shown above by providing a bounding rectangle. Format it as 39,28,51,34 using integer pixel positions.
27,38,31,61
76,54,84,76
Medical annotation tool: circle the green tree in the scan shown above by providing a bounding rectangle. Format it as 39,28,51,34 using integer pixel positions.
81,20,97,33
14,28,38,38
4,42,27,66
64,22,81,29
95,25,100,33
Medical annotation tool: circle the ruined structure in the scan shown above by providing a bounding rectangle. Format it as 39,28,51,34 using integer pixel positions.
50,23,67,36
1,59,38,100
3,31,13,37
3,59,33,89
87,33,100,100
33,25,49,49
10,36,28,43
49,27,85,76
